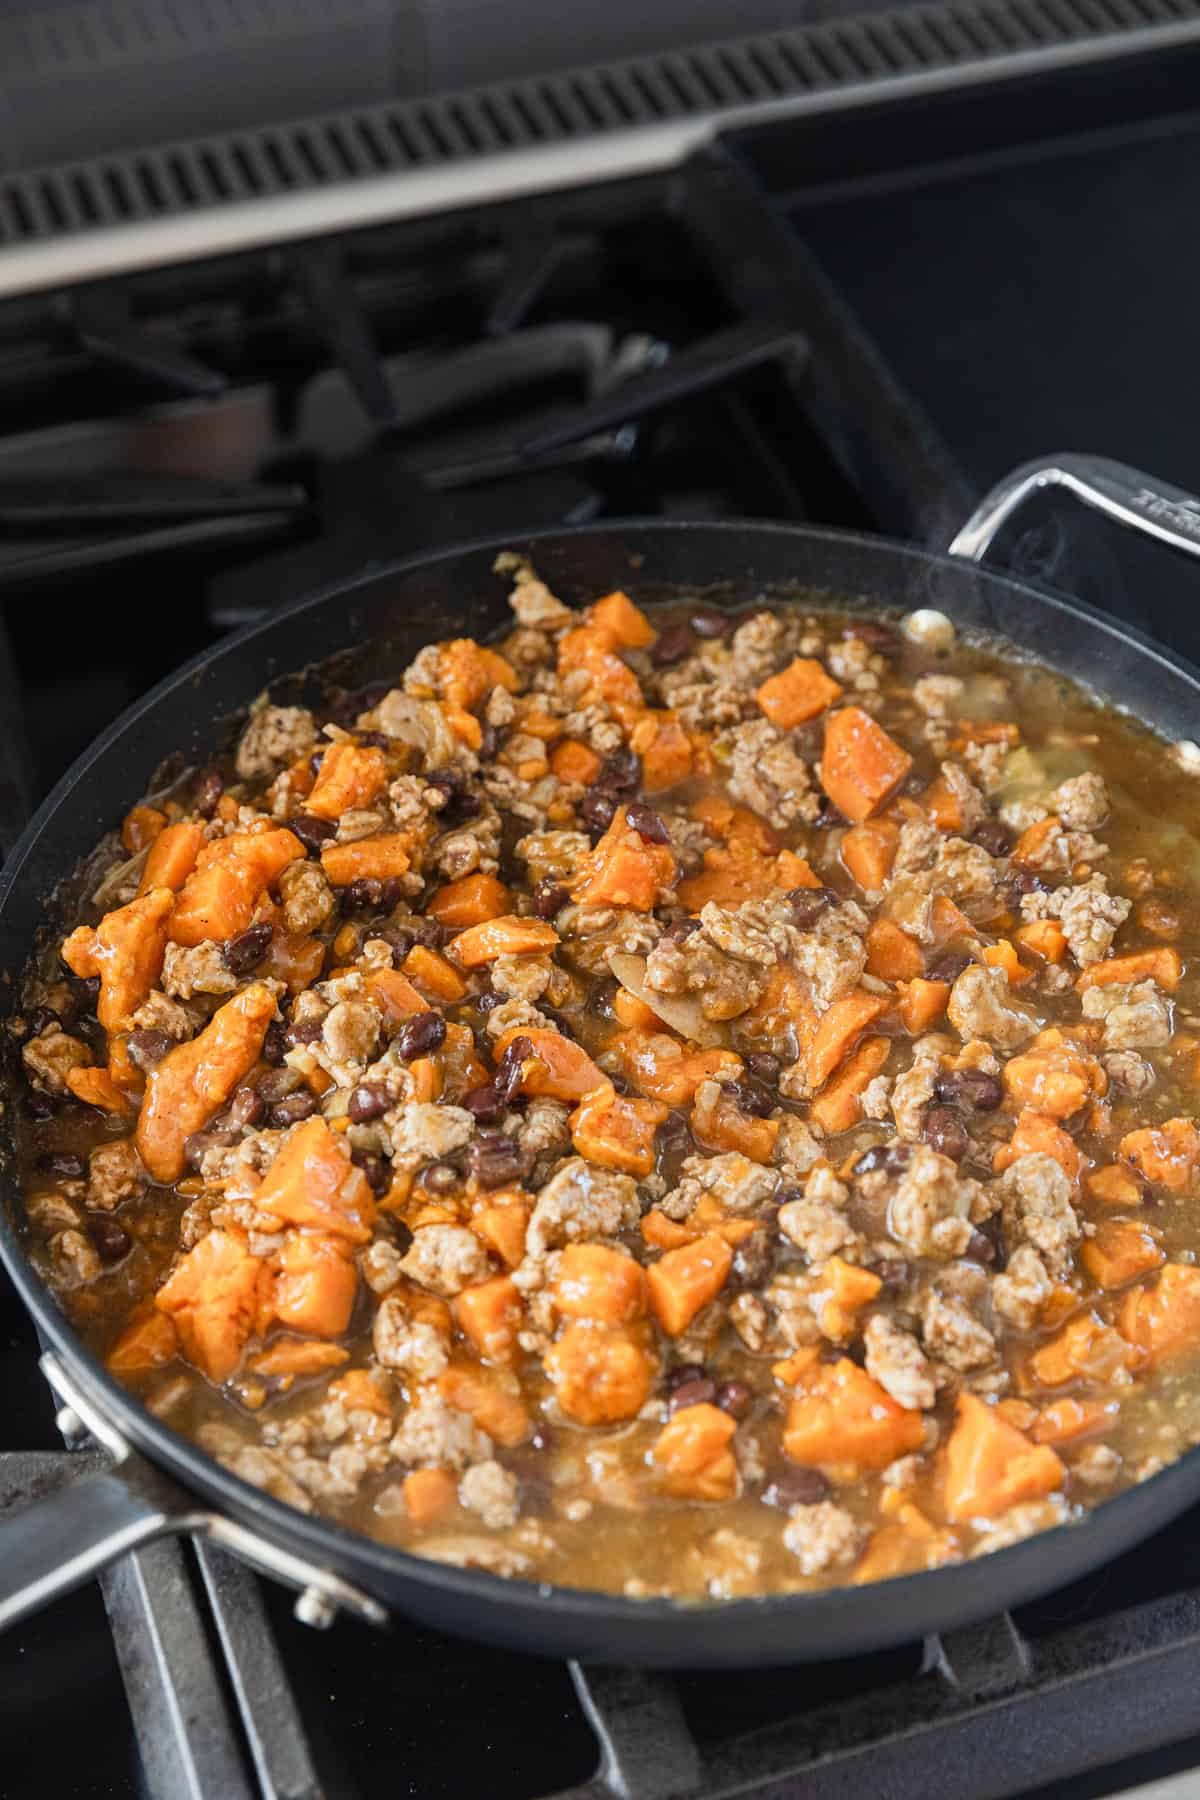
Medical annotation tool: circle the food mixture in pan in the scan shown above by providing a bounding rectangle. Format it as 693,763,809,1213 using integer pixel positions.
16,562,1200,1599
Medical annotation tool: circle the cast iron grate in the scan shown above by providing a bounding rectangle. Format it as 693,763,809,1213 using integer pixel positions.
1,0,1199,256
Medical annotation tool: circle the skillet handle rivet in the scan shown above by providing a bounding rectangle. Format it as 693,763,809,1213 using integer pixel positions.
294,1586,338,1630
55,1405,89,1447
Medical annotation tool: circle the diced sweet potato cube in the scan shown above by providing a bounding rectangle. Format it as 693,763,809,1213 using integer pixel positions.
251,1340,349,1379
544,1322,651,1425
1076,948,1182,993
865,916,923,980
169,828,303,946
609,1031,741,1107
783,1358,924,1474
454,1275,524,1364
495,1027,606,1102
67,1065,135,1115
549,738,603,785
557,624,644,716
813,1256,883,1339
690,1081,779,1163
403,1467,458,1528
612,990,662,1030
994,1109,1085,1187
1015,919,1068,963
365,966,427,1022
590,589,656,647
896,978,950,1035
261,930,325,996
923,772,967,832
807,988,891,1091
270,1232,358,1336
63,886,175,1034
629,711,694,792
651,1402,738,1501
155,1229,262,1384
1087,1163,1144,1207
844,818,902,894
136,983,277,1182
1028,1310,1136,1387
1031,1397,1116,1446
854,1503,951,1584
1119,1118,1200,1192
254,1117,376,1245
569,1081,668,1177
551,1244,647,1326
646,1232,733,1336
1118,1263,1200,1367
809,1036,891,1135
821,707,913,823
402,943,468,1001
757,656,844,729
305,742,387,821
328,1369,392,1416
983,939,1034,988
469,1198,532,1269
122,804,167,853
138,821,206,895
571,811,675,911
448,915,559,967
1081,1220,1164,1290
107,1303,179,1378
320,833,414,886
426,872,511,929
1003,1030,1104,1119
943,1392,1064,1523
1012,815,1061,867
439,1362,533,1445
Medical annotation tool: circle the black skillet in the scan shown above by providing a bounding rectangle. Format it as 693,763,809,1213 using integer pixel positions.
0,452,1198,1668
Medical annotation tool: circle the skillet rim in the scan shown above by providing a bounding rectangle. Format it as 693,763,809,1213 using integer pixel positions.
4,512,1200,1645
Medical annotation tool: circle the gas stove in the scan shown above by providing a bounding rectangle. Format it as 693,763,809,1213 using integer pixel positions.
7,13,1200,1798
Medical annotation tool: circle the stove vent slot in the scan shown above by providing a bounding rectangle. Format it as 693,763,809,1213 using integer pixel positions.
0,0,1198,249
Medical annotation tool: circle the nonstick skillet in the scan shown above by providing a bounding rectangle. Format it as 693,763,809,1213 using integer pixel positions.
0,451,1199,1669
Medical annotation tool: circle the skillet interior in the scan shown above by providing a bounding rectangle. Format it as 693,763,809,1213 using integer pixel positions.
4,518,1200,1667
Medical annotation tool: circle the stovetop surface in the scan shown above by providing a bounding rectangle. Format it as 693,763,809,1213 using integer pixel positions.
6,56,1200,1800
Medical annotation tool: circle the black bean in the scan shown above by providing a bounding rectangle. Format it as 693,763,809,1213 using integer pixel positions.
665,917,701,942
468,1133,530,1189
691,608,733,639
927,951,973,984
229,1085,266,1129
727,1080,776,1120
787,886,836,928
494,1034,534,1105
923,1104,969,1161
343,878,382,913
269,1091,317,1128
262,1020,287,1065
624,801,670,845
972,819,1014,858
377,877,406,913
533,880,569,920
124,1030,170,1073
665,1363,708,1391
528,1426,554,1454
966,1228,996,1266
258,1066,304,1103
597,750,642,794
24,1006,61,1041
352,1150,391,1195
813,797,846,829
88,1217,131,1265
478,720,500,760
193,768,224,818
935,1067,1003,1113
745,1052,781,1086
873,1258,911,1294
463,1082,504,1123
291,812,336,855
580,790,617,841
424,769,465,807
37,1151,85,1181
421,1161,461,1196
284,1018,324,1048
762,1466,831,1508
539,1005,576,1041
669,1377,717,1413
356,730,390,750
476,991,503,1016
224,922,274,976
23,1092,57,1121
853,1142,912,1178
413,919,448,951
348,1081,390,1123
729,1231,773,1291
183,1127,238,1172
650,623,693,666
715,1380,753,1420
397,1011,447,1061
74,975,102,1014
657,1111,694,1159
846,620,898,655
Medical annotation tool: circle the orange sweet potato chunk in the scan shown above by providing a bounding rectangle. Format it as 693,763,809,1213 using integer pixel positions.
1076,948,1182,993
1032,1397,1116,1446
783,1359,924,1474
1003,1030,1104,1120
365,966,427,1022
983,939,1034,988
254,1117,377,1245
320,833,414,886
136,982,277,1182
1118,1263,1200,1367
629,711,694,793
690,1081,779,1163
610,1032,741,1107
454,1274,524,1364
427,872,511,929
896,978,950,1035
449,915,559,967
994,1109,1085,1187
1087,1163,1144,1208
651,1402,738,1501
571,810,675,911
251,1340,349,1379
551,1244,647,1326
469,1198,532,1269
1012,815,1061,867
557,625,643,717
545,1322,651,1425
821,707,913,824
305,741,388,821
108,1302,179,1378
270,1232,358,1337
809,1036,891,1135
403,1468,458,1528
155,1229,262,1384
591,589,656,647
63,886,174,1034
549,737,602,784
569,1082,668,1177
757,657,844,729
497,1027,606,1102
1015,919,1068,964
170,828,303,945
807,989,891,1091
1081,1220,1164,1290
402,944,468,1002
646,1232,733,1336
943,1392,1064,1523
865,916,923,981
439,1363,533,1445
138,821,205,895
1119,1119,1200,1192
122,804,167,853
843,818,901,893
67,1066,135,1115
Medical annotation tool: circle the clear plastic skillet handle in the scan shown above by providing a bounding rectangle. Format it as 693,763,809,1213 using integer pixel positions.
948,452,1200,565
